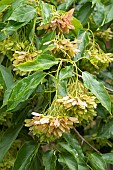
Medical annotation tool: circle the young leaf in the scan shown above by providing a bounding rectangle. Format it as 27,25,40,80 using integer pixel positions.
82,71,111,113
0,123,23,162
88,153,107,170
0,65,13,89
42,150,57,170
3,71,45,111
8,5,36,23
17,54,59,72
13,141,39,170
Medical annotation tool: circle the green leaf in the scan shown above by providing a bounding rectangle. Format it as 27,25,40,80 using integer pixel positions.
0,65,13,89
28,18,36,43
8,5,36,23
0,124,22,162
58,80,67,97
82,71,111,113
77,2,93,25
93,3,105,27
28,154,42,170
88,153,107,170
73,31,90,61
0,0,12,5
59,66,74,81
13,141,39,170
63,133,84,157
42,150,57,170
0,5,9,13
58,153,78,170
105,5,113,23
40,1,52,24
17,54,59,72
39,30,56,50
97,118,113,139
102,153,113,164
71,17,83,35
3,71,45,111
0,21,27,41
57,0,76,11
59,134,88,170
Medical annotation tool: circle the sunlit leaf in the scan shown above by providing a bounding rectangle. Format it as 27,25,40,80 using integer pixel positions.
17,54,59,72
8,5,36,23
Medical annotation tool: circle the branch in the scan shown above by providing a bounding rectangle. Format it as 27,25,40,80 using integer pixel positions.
73,128,101,154
105,87,113,93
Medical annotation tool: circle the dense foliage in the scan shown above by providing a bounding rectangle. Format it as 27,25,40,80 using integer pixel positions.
0,0,113,169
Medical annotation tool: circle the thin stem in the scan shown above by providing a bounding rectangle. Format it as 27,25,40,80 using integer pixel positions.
105,87,113,93
55,60,62,98
73,128,101,154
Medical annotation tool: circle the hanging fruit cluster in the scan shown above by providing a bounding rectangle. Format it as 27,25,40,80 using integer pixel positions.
25,112,79,142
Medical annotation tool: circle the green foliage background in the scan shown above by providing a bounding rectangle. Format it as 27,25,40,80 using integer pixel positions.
0,0,113,169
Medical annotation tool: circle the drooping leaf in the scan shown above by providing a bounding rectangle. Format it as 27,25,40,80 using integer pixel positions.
3,71,45,111
17,54,59,72
13,141,39,170
0,124,23,162
88,153,107,170
0,65,13,89
82,71,111,113
8,5,36,23
58,153,78,170
42,150,57,170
